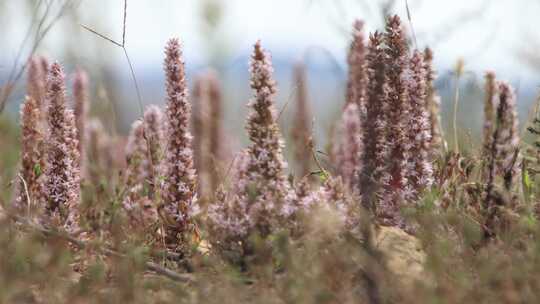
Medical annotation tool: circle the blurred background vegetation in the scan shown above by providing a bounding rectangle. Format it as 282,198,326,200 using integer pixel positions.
1,0,540,176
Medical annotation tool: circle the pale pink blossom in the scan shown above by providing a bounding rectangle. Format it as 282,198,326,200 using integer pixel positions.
43,63,81,233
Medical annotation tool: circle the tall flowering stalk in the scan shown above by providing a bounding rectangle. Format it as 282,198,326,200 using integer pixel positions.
406,50,433,196
123,111,161,229
143,105,164,198
334,20,368,194
124,121,147,220
43,63,81,232
192,70,224,196
493,82,520,187
73,68,89,162
243,41,293,235
206,70,224,192
482,72,498,178
423,48,443,153
209,41,294,242
160,38,199,251
482,77,520,191
16,55,48,213
334,102,363,193
484,81,520,238
27,57,48,113
192,74,207,196
378,15,411,227
14,96,45,213
291,62,313,178
359,31,387,211
346,19,368,108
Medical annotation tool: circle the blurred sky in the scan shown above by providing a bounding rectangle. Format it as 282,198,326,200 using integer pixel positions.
3,0,538,78
64,0,539,79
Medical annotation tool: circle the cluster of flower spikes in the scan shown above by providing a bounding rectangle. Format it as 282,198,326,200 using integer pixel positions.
334,15,437,229
376,15,434,228
208,41,297,244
